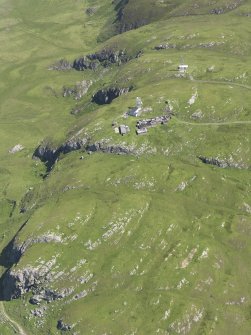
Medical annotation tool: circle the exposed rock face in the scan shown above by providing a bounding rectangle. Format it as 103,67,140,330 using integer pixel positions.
7,234,63,263
60,138,89,155
92,86,132,105
33,144,58,166
63,80,92,100
199,156,248,169
48,59,72,71
50,49,142,72
72,56,99,71
2,258,57,300
73,48,140,71
34,133,156,172
33,137,89,169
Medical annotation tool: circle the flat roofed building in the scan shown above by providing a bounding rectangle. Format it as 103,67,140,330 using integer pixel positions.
136,127,148,135
178,64,188,72
119,125,130,135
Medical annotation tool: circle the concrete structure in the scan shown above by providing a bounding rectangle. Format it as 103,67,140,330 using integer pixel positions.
178,64,188,73
119,125,130,135
128,107,142,117
128,97,143,117
136,127,148,135
136,115,170,129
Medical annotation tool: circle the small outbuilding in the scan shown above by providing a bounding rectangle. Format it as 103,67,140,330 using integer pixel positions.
119,125,130,136
178,64,188,73
128,97,143,117
128,107,142,117
136,127,148,135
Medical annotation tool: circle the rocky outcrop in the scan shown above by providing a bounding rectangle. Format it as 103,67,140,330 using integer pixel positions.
1,258,57,300
34,133,157,172
63,80,92,100
199,156,248,169
57,320,74,331
30,287,74,304
72,56,99,71
155,43,176,50
73,48,141,71
8,144,24,154
33,144,58,166
50,49,142,72
33,134,135,170
48,59,72,71
8,234,63,265
86,7,97,16
92,86,132,105
211,0,244,14
33,137,89,170
60,138,89,155
86,142,132,155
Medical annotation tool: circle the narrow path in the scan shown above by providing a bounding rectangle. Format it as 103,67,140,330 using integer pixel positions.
0,301,27,335
190,78,251,91
173,117,251,127
173,78,251,127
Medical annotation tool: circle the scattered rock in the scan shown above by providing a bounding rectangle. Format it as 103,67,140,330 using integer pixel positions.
30,306,47,318
85,7,97,16
155,43,176,50
57,320,74,331
188,90,198,105
63,80,92,100
73,49,141,71
48,59,72,71
199,156,248,169
8,144,24,154
198,41,224,48
191,110,203,119
29,295,43,305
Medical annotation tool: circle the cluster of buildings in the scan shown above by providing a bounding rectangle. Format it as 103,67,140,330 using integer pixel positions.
136,115,171,135
112,61,187,136
114,97,172,136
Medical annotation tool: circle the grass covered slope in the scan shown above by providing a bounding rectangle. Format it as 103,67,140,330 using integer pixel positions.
0,0,251,334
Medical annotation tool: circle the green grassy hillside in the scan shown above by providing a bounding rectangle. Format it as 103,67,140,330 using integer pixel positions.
0,0,251,334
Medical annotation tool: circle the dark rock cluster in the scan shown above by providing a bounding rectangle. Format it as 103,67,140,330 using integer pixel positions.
32,137,135,172
73,48,141,71
154,43,176,50
85,7,97,16
33,138,88,171
57,320,74,331
92,86,132,104
199,156,248,169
